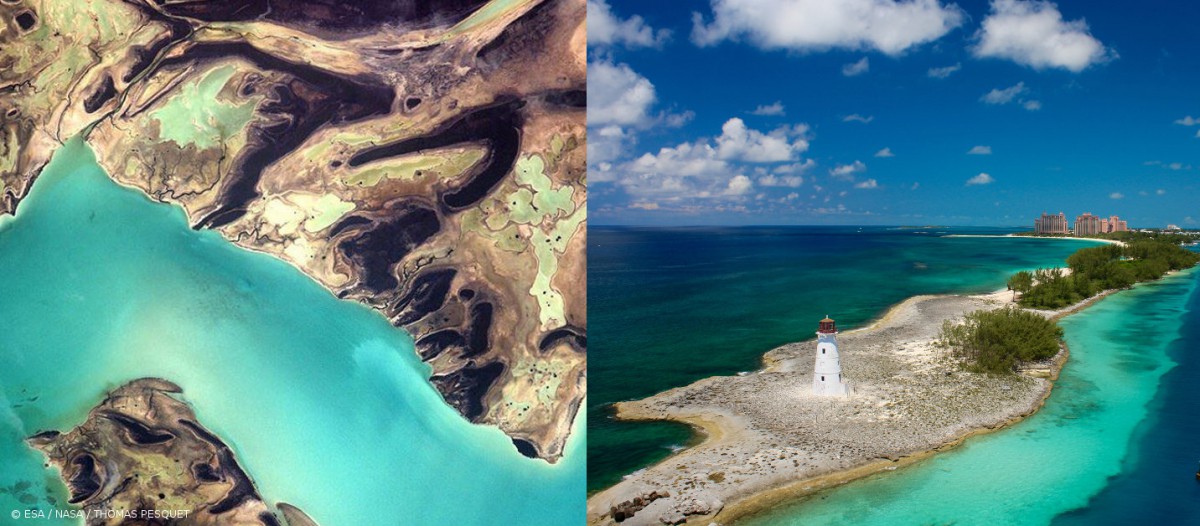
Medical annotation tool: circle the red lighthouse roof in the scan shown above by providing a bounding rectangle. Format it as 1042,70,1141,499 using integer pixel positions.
817,316,836,334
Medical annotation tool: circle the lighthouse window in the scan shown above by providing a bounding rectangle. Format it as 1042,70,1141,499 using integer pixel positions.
822,349,826,354
821,376,825,381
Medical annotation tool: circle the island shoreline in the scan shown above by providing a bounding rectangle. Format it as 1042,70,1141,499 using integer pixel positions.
619,335,1070,526
589,262,1185,526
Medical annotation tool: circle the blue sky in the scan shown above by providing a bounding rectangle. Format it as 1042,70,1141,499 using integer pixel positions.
587,0,1200,227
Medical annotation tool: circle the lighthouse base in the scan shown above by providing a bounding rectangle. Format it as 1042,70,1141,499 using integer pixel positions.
812,375,850,397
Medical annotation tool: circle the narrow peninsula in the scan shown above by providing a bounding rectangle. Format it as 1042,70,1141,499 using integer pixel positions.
588,237,1200,525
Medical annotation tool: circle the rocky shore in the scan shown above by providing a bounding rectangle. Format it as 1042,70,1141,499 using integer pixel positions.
587,288,1071,525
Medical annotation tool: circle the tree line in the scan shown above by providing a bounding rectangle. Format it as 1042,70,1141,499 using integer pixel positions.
942,240,1199,374
1008,240,1200,309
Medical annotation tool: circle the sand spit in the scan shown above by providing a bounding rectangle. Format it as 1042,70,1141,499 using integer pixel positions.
587,289,1069,526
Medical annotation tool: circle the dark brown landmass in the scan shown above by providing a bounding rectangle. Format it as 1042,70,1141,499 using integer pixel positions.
0,0,586,461
28,378,321,526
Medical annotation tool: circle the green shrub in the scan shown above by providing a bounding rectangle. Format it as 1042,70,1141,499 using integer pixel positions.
1017,241,1199,309
940,307,1063,374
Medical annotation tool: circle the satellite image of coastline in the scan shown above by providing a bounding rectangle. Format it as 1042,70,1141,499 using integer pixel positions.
0,0,585,524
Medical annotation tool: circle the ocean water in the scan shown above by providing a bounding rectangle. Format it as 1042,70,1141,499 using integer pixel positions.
742,266,1200,525
588,226,1105,493
0,138,583,524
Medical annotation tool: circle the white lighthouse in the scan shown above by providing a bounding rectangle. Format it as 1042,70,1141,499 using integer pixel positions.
813,316,850,397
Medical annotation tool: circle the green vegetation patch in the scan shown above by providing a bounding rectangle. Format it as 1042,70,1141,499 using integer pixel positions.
301,194,356,233
149,65,259,150
341,148,485,187
1016,241,1200,309
940,307,1063,374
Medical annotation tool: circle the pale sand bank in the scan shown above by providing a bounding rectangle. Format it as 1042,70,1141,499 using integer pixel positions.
587,286,1071,526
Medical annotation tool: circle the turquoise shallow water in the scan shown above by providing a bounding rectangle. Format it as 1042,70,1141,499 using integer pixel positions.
741,267,1200,525
0,138,583,524
589,226,1106,492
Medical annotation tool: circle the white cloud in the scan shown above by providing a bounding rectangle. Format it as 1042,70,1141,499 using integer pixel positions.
715,118,811,162
1196,129,1200,139
726,175,754,195
966,172,995,185
690,0,965,55
629,201,660,210
843,114,874,123
586,59,693,175
1175,116,1199,126
813,203,850,215
587,0,670,48
627,143,726,180
1157,189,1166,195
588,125,632,174
587,59,658,127
786,192,800,200
973,0,1113,72
612,118,813,201
981,82,1028,104
911,182,920,190
664,111,696,128
842,57,870,76
855,178,879,189
967,145,993,155
586,59,664,175
927,62,962,78
830,160,867,181
874,147,895,157
1109,192,1124,199
751,101,786,116
758,174,804,187
1023,100,1042,111
773,160,816,174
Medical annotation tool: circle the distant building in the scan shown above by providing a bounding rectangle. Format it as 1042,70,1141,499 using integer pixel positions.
1167,224,1182,231
1075,213,1103,236
813,316,850,397
1034,212,1069,234
1038,212,1126,235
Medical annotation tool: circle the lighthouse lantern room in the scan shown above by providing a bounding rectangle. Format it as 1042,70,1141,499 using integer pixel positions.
813,316,850,397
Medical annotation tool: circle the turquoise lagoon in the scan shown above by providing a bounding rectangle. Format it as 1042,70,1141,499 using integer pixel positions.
0,138,584,524
743,266,1200,525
